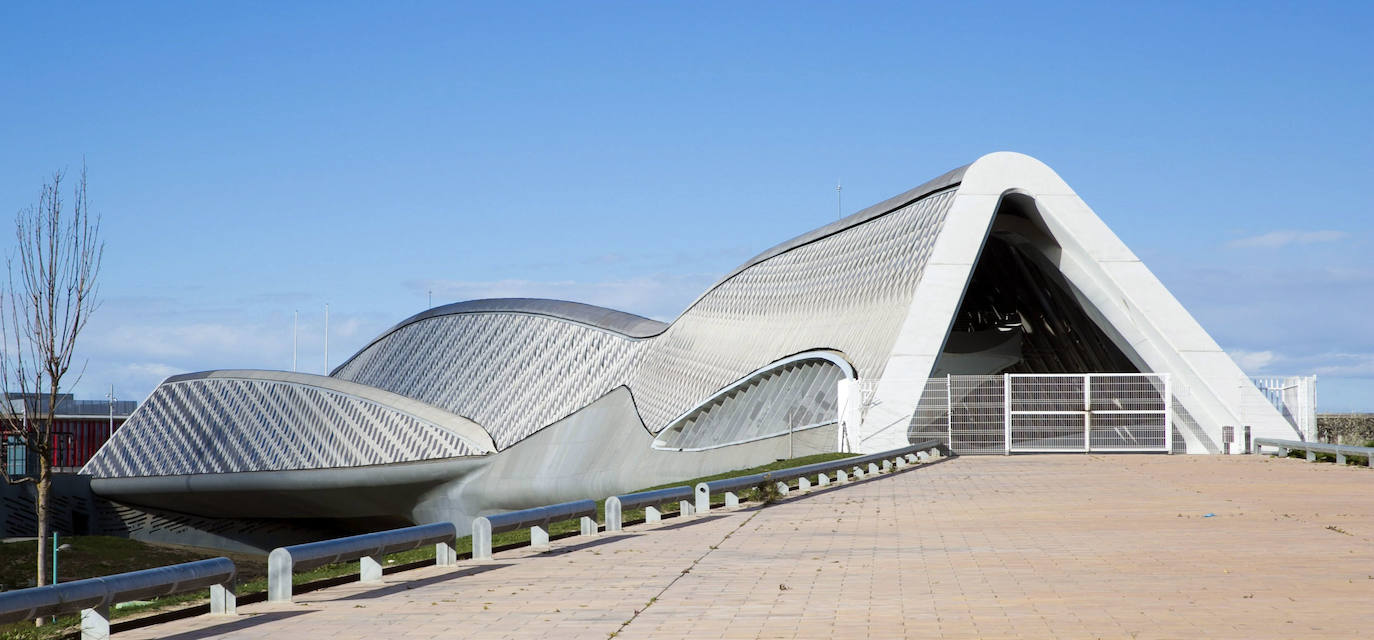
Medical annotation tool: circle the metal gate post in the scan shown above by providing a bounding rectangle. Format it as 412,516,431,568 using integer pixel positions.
1083,374,1092,452
946,374,953,451
1003,373,1012,455
1163,373,1172,454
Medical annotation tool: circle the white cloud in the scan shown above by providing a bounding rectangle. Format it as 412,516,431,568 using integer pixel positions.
1227,230,1348,249
1228,349,1277,372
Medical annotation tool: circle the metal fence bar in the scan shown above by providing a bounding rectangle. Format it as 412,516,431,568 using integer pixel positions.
0,557,235,638
268,522,456,603
471,499,598,561
605,486,694,531
694,440,947,513
1254,438,1374,467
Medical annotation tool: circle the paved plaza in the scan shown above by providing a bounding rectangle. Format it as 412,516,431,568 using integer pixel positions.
122,455,1373,639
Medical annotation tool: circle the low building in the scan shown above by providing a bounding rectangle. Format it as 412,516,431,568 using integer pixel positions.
3,393,137,477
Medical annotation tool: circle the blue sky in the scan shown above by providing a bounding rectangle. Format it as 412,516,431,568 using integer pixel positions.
1,1,1370,410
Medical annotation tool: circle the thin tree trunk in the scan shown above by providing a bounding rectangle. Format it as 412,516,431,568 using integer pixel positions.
34,454,50,626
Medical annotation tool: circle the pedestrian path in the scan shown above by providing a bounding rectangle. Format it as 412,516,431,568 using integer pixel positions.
121,455,1374,639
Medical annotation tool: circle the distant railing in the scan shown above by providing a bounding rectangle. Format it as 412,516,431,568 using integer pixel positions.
1253,438,1373,467
695,440,947,512
268,522,457,602
0,557,235,639
471,499,598,560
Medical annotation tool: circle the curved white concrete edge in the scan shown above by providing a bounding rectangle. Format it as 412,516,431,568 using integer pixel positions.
859,152,1298,453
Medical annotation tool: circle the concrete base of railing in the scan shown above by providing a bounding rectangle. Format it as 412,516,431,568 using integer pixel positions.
83,606,110,640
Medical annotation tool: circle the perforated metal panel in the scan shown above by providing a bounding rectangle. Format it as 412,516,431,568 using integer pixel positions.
654,356,845,451
82,377,481,477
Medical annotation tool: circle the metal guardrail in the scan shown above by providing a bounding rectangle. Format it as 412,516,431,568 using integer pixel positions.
472,499,598,560
268,522,457,602
695,440,947,512
1254,438,1374,467
605,486,695,531
0,557,235,638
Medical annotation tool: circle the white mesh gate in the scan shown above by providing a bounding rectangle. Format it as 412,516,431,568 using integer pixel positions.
942,373,1170,454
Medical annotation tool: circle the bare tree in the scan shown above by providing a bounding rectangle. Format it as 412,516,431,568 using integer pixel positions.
0,164,102,608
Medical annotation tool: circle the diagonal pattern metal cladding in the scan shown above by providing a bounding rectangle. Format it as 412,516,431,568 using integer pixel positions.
82,377,480,478
333,188,955,448
333,312,646,450
630,190,954,430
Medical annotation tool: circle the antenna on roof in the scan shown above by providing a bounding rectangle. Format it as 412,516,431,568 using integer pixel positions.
836,180,843,219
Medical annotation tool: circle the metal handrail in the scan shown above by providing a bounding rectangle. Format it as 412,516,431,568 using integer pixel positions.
268,522,457,602
1254,437,1374,467
695,440,947,512
605,486,694,531
472,499,598,560
0,557,235,638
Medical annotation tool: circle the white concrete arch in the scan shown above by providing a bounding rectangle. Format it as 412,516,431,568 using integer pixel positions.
860,152,1298,453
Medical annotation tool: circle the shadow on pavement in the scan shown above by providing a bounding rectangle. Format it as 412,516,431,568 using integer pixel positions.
331,563,513,601
150,610,314,640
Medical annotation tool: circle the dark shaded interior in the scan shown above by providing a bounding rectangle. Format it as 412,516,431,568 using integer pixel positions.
946,220,1139,375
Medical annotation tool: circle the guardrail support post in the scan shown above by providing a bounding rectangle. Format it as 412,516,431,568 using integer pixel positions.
472,518,493,561
1368,454,1373,468
837,469,849,482
605,497,623,532
210,582,236,615
725,491,739,508
817,473,830,486
852,466,865,479
775,481,789,496
436,541,457,567
360,556,383,582
530,525,549,548
881,460,893,473
916,451,931,462
905,453,917,464
798,476,811,491
867,462,880,475
580,516,596,536
81,605,110,640
1278,446,1288,457
267,548,293,602
1306,450,1316,462
645,506,662,524
1337,452,1347,465
695,483,711,514
894,457,907,469
678,500,694,517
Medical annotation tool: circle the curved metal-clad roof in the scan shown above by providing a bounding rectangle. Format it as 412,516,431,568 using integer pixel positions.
338,163,968,373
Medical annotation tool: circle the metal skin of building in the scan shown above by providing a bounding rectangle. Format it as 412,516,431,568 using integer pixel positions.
78,152,1299,552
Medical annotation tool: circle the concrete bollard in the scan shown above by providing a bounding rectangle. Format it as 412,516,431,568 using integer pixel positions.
436,541,458,566
82,605,110,640
605,497,624,532
210,582,236,615
580,516,597,536
473,518,493,561
360,556,383,582
695,483,711,514
530,525,550,548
